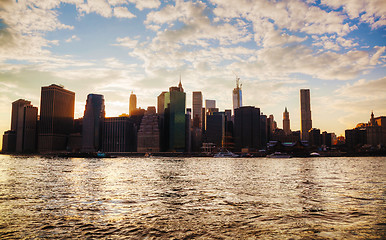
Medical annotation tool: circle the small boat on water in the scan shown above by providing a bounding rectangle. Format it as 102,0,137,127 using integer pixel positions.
310,152,321,157
267,152,292,158
213,150,239,158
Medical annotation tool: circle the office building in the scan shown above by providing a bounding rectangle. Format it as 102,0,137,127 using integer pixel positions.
300,89,312,141
163,80,186,152
205,99,216,109
2,99,38,153
38,84,75,152
82,94,105,152
137,112,160,152
129,92,137,116
232,76,242,114
205,112,226,148
2,131,16,152
192,92,203,128
283,107,291,135
102,117,137,152
234,106,260,152
308,128,321,147
157,91,167,115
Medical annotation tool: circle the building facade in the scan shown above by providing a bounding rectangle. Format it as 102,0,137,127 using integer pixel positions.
283,107,291,135
234,106,260,152
300,89,312,141
102,117,137,152
129,92,137,116
137,113,160,152
192,91,203,128
82,94,105,152
38,84,75,152
232,77,242,114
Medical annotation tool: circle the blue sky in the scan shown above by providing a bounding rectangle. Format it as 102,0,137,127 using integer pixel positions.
0,0,385,147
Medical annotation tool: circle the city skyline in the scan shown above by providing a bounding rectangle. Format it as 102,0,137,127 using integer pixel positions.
0,0,385,149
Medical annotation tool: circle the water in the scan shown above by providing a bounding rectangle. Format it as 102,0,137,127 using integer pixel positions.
0,155,385,239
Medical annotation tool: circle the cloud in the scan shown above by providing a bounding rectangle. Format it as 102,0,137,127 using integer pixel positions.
113,36,138,48
113,6,135,18
65,35,80,43
128,0,161,10
320,0,386,29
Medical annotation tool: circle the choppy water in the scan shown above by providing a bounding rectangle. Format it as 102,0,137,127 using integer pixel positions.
0,155,385,239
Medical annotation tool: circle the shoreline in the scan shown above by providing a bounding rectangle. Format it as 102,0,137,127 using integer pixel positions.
1,151,385,158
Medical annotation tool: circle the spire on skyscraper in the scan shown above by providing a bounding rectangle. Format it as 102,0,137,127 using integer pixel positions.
178,74,184,92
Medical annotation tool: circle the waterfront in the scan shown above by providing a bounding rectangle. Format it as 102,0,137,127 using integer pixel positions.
0,155,384,239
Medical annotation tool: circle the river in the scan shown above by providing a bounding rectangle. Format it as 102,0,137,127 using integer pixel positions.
0,155,385,239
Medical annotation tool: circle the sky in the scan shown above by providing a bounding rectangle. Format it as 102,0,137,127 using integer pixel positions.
0,0,385,148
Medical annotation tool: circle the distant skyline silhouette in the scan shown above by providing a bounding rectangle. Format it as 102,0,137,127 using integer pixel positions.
0,0,385,149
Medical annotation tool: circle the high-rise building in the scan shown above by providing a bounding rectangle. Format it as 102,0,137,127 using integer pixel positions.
205,99,216,109
234,106,260,152
163,81,186,152
300,89,312,141
82,94,105,152
205,112,226,148
137,112,160,152
269,114,277,132
157,91,167,114
232,76,242,114
102,117,137,152
3,99,38,153
283,107,291,135
129,92,137,116
192,92,203,128
38,84,75,152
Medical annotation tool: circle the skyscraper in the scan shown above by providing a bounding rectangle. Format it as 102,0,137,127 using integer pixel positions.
82,94,105,152
283,107,291,135
137,112,160,152
129,92,137,116
232,76,242,114
38,84,75,152
205,99,216,109
234,106,260,151
163,81,186,152
157,91,167,114
192,91,203,128
3,99,38,153
300,89,312,141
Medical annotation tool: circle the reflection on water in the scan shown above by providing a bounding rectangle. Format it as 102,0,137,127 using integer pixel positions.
0,156,385,239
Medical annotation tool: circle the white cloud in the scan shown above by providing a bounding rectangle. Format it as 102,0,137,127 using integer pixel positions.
65,35,80,43
113,6,135,18
321,0,386,29
128,0,161,10
113,36,138,48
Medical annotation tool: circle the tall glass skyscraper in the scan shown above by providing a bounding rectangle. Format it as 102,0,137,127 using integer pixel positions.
82,94,105,152
300,89,312,141
232,76,242,114
164,82,186,152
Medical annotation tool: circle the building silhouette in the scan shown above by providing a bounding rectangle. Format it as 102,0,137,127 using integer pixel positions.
205,112,226,149
300,89,312,141
283,107,291,135
157,91,167,115
234,106,260,152
102,117,137,152
163,80,186,152
129,92,137,116
2,99,38,153
232,76,242,114
137,111,160,152
192,91,203,128
38,84,75,152
82,94,105,152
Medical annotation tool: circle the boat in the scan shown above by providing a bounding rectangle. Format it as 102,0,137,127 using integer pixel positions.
267,152,292,158
310,152,321,157
213,150,239,158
